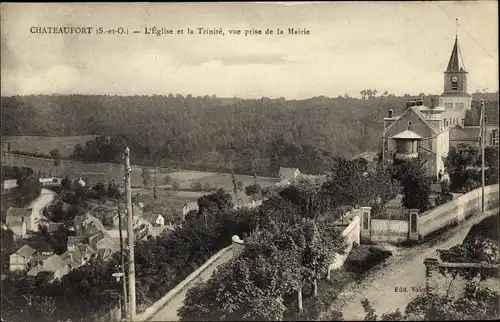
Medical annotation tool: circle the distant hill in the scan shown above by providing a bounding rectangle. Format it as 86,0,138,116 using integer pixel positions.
1,92,497,176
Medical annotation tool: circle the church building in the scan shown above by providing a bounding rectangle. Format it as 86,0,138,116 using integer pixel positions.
382,35,498,179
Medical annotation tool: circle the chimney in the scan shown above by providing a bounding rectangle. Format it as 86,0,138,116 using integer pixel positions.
416,99,423,106
406,100,416,109
388,109,393,118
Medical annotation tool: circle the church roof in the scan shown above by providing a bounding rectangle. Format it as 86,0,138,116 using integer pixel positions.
391,130,423,140
446,36,466,73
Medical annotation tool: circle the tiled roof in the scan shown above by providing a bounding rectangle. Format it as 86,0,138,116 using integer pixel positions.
6,207,31,218
384,106,439,136
26,238,54,254
14,245,37,258
47,222,64,233
27,254,65,276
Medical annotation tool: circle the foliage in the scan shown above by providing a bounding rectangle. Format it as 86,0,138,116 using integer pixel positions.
141,168,149,187
69,135,126,163
164,175,172,184
393,159,432,212
359,280,500,320
172,180,180,191
245,183,262,200
323,158,399,210
189,181,203,191
1,93,419,176
444,144,498,192
179,195,347,321
49,149,61,166
435,179,453,207
196,189,233,219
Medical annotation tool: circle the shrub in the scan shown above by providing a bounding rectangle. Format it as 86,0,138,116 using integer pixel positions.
202,182,213,192
172,181,180,191
164,175,173,184
190,181,202,191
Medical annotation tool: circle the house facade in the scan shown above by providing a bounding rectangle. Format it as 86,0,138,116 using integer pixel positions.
383,102,449,178
9,245,37,271
279,167,301,181
5,207,31,237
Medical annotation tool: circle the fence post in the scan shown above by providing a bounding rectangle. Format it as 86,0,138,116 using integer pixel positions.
408,209,420,242
232,235,245,259
360,206,372,244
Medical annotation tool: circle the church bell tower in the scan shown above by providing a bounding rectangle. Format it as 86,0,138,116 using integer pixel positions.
438,34,472,127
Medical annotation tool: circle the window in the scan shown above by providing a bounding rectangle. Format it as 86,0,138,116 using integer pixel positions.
491,130,499,146
445,103,453,110
455,103,464,110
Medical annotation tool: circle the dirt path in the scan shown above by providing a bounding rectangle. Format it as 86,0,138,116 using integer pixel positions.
147,248,233,321
321,208,499,320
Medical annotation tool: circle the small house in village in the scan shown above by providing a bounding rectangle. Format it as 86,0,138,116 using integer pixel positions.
39,177,62,186
182,202,199,220
9,245,37,271
5,207,32,237
279,167,301,181
27,254,70,281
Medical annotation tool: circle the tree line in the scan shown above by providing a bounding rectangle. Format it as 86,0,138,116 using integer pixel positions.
0,93,436,176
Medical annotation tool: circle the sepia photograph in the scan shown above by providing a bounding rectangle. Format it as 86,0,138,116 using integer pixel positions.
1,1,499,321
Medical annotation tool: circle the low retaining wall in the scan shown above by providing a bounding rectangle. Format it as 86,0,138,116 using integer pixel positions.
328,215,360,278
418,184,499,239
136,245,233,322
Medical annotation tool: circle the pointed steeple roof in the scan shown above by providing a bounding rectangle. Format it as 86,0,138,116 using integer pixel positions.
446,36,466,73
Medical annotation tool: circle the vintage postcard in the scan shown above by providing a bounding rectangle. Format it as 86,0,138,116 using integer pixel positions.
1,2,498,322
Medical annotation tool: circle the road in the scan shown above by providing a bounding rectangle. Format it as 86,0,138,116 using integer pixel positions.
321,208,499,320
147,247,233,321
29,188,56,222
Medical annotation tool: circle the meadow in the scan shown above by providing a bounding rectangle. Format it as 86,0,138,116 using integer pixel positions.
2,135,96,157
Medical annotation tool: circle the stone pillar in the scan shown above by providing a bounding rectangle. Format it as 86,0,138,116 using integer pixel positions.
232,235,245,259
423,257,440,295
360,206,372,244
408,208,420,242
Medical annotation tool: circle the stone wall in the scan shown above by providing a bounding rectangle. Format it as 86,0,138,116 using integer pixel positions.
328,215,360,279
418,184,499,239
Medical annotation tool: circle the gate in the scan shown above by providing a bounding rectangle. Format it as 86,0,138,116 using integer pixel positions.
370,209,409,243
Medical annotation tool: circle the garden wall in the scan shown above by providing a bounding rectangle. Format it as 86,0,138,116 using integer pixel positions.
418,184,499,239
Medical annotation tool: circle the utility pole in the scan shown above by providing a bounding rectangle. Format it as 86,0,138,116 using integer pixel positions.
116,180,128,319
124,147,136,320
153,169,157,203
480,99,485,214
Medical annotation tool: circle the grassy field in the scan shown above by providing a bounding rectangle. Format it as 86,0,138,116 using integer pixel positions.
2,135,96,157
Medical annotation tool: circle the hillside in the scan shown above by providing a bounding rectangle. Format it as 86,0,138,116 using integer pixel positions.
1,92,497,176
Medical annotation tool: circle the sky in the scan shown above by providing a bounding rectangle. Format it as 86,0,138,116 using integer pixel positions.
1,1,498,99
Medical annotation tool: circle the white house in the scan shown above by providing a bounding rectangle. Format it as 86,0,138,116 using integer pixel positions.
279,167,301,181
